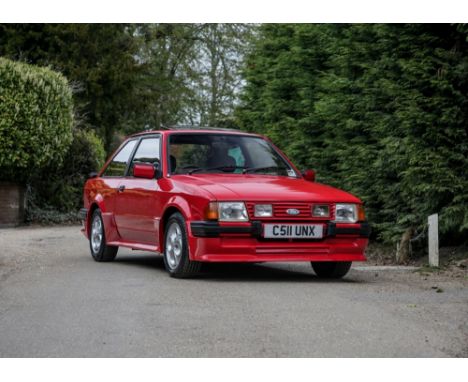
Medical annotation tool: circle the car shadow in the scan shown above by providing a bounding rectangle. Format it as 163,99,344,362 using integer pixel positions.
114,253,166,270
200,263,362,283
113,253,364,283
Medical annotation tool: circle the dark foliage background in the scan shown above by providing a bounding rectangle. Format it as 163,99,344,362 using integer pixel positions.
0,24,140,152
236,24,468,244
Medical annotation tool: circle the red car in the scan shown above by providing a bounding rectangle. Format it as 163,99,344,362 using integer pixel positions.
80,128,369,278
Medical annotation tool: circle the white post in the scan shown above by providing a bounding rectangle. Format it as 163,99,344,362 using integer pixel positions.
428,213,439,267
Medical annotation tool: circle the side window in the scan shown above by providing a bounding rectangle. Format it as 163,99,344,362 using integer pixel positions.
130,137,161,175
102,139,137,177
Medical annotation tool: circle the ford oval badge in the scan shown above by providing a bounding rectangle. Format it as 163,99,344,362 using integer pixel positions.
286,208,300,215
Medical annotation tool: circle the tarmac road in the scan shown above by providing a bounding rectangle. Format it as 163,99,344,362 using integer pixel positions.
0,226,467,357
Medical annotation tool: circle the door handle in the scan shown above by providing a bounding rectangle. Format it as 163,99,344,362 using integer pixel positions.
118,185,126,192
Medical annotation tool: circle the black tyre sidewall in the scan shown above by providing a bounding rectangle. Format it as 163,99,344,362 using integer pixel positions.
311,261,352,279
163,212,200,277
89,209,117,262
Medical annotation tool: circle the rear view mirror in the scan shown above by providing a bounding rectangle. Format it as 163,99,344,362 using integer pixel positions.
134,163,155,179
302,169,316,182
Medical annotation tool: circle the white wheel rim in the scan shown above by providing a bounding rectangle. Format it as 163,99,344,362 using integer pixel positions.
91,215,103,253
165,222,183,270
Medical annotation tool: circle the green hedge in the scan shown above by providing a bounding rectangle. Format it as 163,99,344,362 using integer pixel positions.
0,57,73,181
27,128,106,215
237,24,468,244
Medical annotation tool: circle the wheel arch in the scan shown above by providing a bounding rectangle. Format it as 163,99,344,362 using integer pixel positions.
86,196,106,237
159,205,186,253
160,203,202,275
85,203,99,237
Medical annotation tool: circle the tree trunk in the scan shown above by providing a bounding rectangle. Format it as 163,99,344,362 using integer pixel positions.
396,227,413,264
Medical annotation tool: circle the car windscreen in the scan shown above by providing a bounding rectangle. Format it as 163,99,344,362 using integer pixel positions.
168,133,298,177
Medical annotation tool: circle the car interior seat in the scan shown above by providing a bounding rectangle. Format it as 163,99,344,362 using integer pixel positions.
206,149,236,171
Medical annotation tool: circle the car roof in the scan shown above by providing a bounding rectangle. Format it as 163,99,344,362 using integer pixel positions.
128,127,263,139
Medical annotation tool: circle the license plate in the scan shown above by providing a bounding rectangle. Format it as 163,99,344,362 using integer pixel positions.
263,224,324,239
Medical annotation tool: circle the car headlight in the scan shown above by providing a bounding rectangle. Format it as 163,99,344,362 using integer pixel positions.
254,204,273,217
334,203,358,223
219,202,249,222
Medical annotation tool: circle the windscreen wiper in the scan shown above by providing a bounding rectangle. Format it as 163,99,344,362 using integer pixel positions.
242,166,282,174
188,166,246,175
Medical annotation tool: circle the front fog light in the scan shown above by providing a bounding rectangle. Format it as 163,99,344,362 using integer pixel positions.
312,204,329,217
218,202,249,222
334,203,358,223
254,204,273,217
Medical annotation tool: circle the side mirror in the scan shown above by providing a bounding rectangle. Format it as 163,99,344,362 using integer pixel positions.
302,169,316,182
134,163,155,179
89,171,98,179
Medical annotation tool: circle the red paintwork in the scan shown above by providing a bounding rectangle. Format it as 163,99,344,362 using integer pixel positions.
82,129,368,262
133,163,155,179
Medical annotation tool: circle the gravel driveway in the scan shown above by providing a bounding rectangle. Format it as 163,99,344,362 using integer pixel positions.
0,225,467,357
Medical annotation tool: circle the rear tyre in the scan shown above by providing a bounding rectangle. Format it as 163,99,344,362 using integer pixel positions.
163,212,201,278
89,209,118,262
311,261,352,279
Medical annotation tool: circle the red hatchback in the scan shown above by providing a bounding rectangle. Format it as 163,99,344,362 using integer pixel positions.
81,128,369,278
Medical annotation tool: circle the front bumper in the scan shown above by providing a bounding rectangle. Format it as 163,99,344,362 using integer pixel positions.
191,221,371,238
188,221,370,262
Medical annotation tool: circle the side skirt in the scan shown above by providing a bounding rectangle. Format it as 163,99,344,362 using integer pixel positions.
107,240,160,253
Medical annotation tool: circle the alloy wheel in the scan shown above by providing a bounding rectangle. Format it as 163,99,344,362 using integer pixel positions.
91,215,103,254
165,222,183,269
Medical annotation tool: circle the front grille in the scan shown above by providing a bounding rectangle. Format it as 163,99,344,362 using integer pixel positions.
246,202,334,221
274,202,310,218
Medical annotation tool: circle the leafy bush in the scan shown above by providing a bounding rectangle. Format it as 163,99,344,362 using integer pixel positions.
0,57,74,181
27,129,106,215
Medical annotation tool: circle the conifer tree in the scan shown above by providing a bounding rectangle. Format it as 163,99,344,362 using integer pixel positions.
237,24,468,243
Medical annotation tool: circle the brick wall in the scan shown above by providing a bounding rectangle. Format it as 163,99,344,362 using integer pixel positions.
0,183,25,227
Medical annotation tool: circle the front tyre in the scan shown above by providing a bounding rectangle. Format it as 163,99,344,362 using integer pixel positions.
311,261,352,279
89,209,118,262
163,212,201,278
